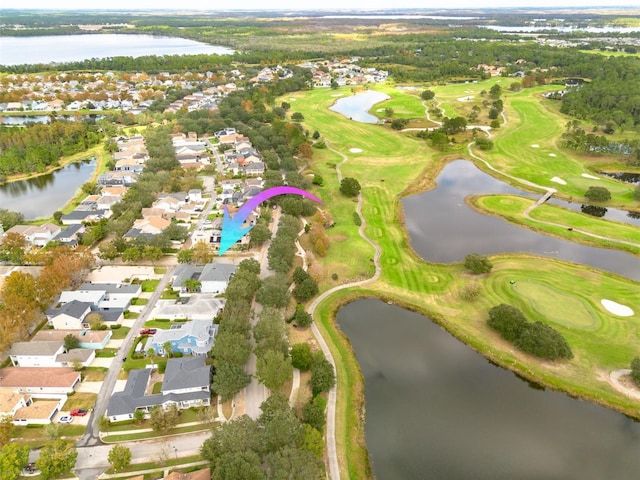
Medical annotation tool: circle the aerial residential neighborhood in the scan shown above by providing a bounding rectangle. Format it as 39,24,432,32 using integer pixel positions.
1,4,640,480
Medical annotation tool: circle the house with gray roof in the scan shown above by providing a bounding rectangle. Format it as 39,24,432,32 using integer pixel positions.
45,300,92,330
59,282,141,312
172,262,236,295
8,341,94,368
9,341,65,367
106,356,211,423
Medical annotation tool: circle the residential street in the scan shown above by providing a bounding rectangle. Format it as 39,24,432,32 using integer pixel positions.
241,206,280,419
74,431,211,479
77,263,177,449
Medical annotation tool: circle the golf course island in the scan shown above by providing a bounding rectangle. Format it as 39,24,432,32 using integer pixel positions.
286,80,640,477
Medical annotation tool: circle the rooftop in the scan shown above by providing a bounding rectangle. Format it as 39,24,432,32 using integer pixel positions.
0,367,80,389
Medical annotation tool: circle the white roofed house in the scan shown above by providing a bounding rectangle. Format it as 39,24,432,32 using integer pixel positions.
3,223,61,248
172,262,237,295
145,319,217,356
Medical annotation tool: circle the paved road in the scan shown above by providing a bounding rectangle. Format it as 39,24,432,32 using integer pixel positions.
75,431,211,480
305,143,383,480
78,264,178,449
242,207,281,420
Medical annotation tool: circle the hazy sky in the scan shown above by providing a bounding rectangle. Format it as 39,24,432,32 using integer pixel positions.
9,1,640,11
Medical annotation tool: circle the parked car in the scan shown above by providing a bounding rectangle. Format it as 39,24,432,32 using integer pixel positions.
139,328,157,335
70,409,88,417
58,415,73,424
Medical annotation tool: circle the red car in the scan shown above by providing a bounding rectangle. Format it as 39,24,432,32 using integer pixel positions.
70,409,88,417
139,328,157,335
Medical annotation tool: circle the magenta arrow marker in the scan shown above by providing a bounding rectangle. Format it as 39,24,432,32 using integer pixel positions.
219,186,324,255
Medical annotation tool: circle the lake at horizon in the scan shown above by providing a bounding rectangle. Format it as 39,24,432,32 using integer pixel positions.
0,34,234,66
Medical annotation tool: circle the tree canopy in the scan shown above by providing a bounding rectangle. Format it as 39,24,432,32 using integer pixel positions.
339,177,361,197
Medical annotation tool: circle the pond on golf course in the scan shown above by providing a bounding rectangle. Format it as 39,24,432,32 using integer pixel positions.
338,299,640,480
332,93,640,479
402,159,640,281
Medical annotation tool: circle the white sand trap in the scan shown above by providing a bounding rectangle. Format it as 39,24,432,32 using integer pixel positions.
549,153,557,157
601,299,634,317
457,96,474,102
531,144,540,148
349,148,363,153
551,177,567,185
582,173,600,180
331,93,344,97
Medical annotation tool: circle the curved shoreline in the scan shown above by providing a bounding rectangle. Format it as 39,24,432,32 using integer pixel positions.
311,152,640,479
299,87,640,479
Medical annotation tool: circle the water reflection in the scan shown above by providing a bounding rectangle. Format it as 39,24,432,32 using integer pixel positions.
0,159,96,219
402,160,640,281
329,90,390,123
338,299,640,480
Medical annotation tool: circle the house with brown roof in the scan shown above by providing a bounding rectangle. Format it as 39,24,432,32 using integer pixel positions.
0,391,30,418
164,468,211,480
0,367,81,394
12,395,66,426
32,329,112,350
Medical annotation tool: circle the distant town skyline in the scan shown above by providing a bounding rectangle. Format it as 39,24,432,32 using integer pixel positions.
8,1,640,11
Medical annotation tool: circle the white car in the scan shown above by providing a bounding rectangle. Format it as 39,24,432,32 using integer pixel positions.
58,415,73,424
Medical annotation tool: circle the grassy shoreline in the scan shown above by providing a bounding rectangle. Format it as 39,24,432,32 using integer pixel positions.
291,84,640,479
467,194,640,256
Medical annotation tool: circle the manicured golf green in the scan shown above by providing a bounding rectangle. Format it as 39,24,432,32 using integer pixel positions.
474,87,635,204
471,194,640,255
285,85,640,480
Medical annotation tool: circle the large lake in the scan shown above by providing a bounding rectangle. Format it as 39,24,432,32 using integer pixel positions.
338,299,640,480
0,34,234,66
0,159,96,219
336,92,640,479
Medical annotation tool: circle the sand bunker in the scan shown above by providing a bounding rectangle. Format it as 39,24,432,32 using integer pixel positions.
549,153,557,157
531,144,540,148
582,173,600,180
457,96,474,102
551,177,567,185
349,148,363,153
601,299,634,317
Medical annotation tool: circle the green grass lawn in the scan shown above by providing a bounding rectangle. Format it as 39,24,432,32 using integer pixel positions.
141,279,160,292
124,311,140,319
65,392,97,411
471,194,640,255
95,348,118,358
82,367,108,382
131,298,149,306
472,86,636,205
109,326,131,339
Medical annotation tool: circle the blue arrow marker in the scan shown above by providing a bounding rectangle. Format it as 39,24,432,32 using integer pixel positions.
219,186,323,256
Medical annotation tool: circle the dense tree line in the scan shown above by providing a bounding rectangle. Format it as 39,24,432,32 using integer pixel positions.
210,259,261,401
0,246,94,353
0,121,102,176
201,393,324,480
560,56,640,129
267,214,301,274
488,304,573,361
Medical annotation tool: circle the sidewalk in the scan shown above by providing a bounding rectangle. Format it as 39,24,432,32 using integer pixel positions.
100,421,208,441
99,460,209,479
